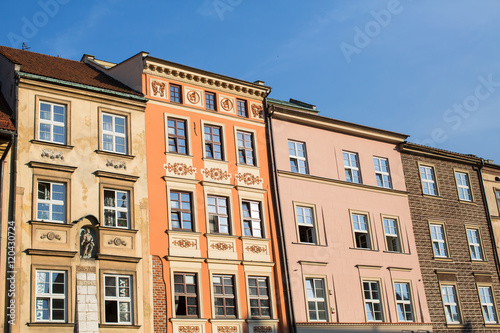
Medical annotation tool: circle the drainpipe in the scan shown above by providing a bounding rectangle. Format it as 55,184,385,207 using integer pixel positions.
264,95,296,333
477,160,500,279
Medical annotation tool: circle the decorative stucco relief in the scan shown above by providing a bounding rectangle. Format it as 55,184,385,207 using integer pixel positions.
178,326,200,333
251,104,263,118
106,159,126,170
218,326,238,333
210,242,234,251
151,80,166,97
40,231,61,241
172,239,197,248
235,173,263,185
164,163,196,176
254,327,272,333
108,237,127,246
187,91,201,104
220,98,233,112
245,245,266,254
201,168,231,181
41,149,64,160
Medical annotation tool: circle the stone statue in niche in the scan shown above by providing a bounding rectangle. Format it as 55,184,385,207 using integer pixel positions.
80,227,96,259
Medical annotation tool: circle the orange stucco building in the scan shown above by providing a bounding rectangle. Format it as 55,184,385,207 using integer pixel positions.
84,53,289,333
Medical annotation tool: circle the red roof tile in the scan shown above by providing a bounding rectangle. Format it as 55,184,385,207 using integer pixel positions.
0,92,15,132
0,45,141,96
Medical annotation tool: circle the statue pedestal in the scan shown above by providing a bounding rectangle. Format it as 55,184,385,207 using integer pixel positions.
76,263,98,332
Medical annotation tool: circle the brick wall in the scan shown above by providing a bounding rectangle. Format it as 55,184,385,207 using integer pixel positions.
401,152,500,332
153,255,167,333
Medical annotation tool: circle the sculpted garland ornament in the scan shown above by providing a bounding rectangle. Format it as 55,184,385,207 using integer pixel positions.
218,327,238,333
108,237,127,246
151,81,166,97
187,91,201,104
210,242,234,251
251,104,263,118
201,168,231,181
41,149,64,160
165,163,196,176
220,98,233,111
179,326,200,333
235,173,263,185
172,239,197,248
246,245,266,254
40,232,61,241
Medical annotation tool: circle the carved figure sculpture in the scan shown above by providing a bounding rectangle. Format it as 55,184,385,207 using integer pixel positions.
81,228,95,258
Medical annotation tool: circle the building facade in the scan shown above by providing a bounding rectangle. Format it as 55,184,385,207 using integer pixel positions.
400,143,500,332
84,53,290,332
481,162,500,266
268,99,431,332
0,46,152,332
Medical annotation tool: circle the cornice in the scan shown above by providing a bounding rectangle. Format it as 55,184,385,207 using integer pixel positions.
94,170,139,182
28,161,77,173
399,142,481,165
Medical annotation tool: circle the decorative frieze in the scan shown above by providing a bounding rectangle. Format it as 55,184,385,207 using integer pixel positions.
246,245,266,254
235,173,263,185
254,327,272,333
251,104,263,118
187,91,201,104
108,237,127,246
41,149,64,160
40,231,61,241
201,168,231,181
106,159,126,170
210,242,234,251
172,239,197,248
178,326,200,333
165,163,196,176
220,98,233,112
218,326,238,333
151,80,166,97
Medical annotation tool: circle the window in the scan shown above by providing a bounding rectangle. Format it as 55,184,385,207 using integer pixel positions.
478,286,497,324
174,273,198,317
363,281,383,321
248,277,270,318
305,278,327,321
237,99,247,117
103,189,129,228
296,206,315,244
288,141,308,174
343,152,361,183
204,125,222,160
237,131,255,166
373,157,392,188
39,101,66,144
37,181,66,223
383,217,401,252
441,285,461,324
208,196,230,234
102,113,127,154
430,224,448,258
35,270,66,322
104,275,132,324
168,118,187,154
496,190,500,212
466,228,483,260
352,213,371,249
420,165,438,195
213,275,236,318
455,172,472,201
170,84,182,103
205,92,216,111
170,191,193,231
394,283,413,322
242,201,263,238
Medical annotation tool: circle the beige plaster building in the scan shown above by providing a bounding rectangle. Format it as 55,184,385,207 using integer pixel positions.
481,162,500,265
0,46,152,332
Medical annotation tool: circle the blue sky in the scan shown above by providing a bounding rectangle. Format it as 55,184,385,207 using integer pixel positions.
1,0,500,161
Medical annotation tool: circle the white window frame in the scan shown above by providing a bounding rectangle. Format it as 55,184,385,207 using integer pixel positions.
35,270,66,322
242,200,263,238
102,112,127,154
394,282,413,322
455,171,472,201
103,274,133,324
478,286,498,324
373,157,392,188
103,189,130,229
420,165,438,196
207,195,230,234
39,101,66,144
296,205,316,244
352,213,371,249
430,223,448,258
343,151,361,183
288,140,308,174
36,181,66,223
236,130,255,166
363,280,383,322
383,217,401,252
305,278,327,322
441,285,461,324
466,228,484,261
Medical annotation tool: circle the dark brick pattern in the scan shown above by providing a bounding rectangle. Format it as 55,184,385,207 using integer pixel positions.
153,255,167,333
401,152,500,332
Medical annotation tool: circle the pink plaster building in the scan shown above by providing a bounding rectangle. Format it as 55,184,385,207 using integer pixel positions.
267,98,432,332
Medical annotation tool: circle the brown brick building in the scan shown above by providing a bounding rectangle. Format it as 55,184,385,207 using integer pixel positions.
400,143,500,332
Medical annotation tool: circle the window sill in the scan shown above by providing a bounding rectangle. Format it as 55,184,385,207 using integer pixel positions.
349,247,379,252
29,220,73,228
471,259,488,263
240,236,270,241
236,163,260,169
446,323,465,328
167,229,202,236
485,323,500,328
291,242,326,247
382,250,408,255
30,139,74,150
246,318,278,323
202,157,228,164
208,318,245,323
99,324,141,329
205,233,239,239
433,257,453,262
458,199,476,205
27,322,75,327
169,318,209,323
97,226,139,234
164,151,193,158
95,149,135,160
422,194,443,199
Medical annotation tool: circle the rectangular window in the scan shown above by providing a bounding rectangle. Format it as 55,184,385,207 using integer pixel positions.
237,131,255,166
168,118,187,154
441,285,461,324
205,92,216,111
39,101,66,144
383,217,401,252
35,270,66,322
204,125,223,160
363,281,383,321
102,113,127,154
455,172,472,201
174,273,198,317
420,165,438,195
467,228,484,260
242,200,263,238
170,84,182,103
374,157,392,188
208,196,230,234
352,213,371,249
343,152,361,183
103,189,129,228
104,275,132,324
394,282,413,322
430,223,448,258
478,286,498,324
289,140,308,174
213,275,236,318
37,181,66,223
170,191,193,231
248,276,270,318
237,99,247,117
496,190,500,212
296,206,315,244
305,278,327,321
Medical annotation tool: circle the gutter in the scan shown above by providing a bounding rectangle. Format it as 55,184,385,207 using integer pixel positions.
264,92,296,333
